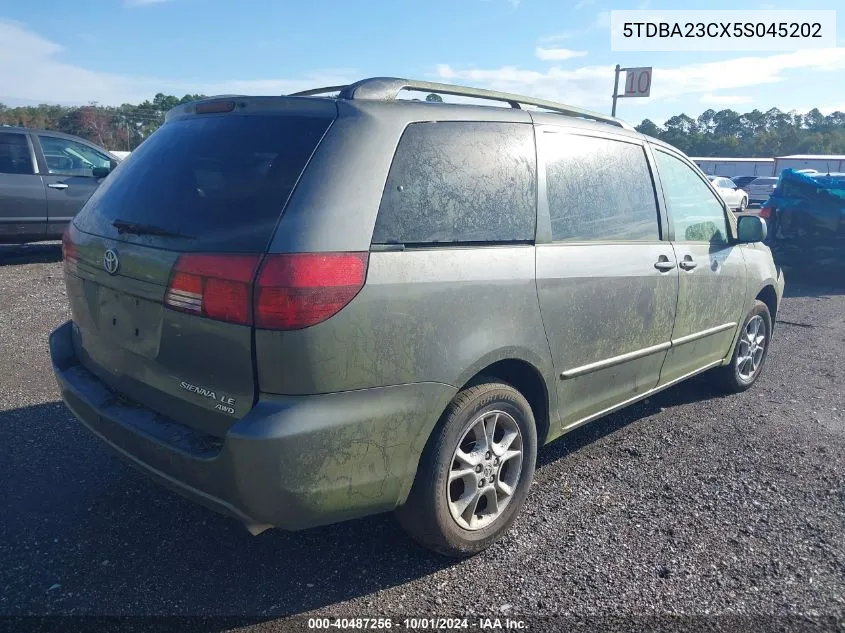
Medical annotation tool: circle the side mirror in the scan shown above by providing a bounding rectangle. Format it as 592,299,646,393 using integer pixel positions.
737,214,767,243
92,166,111,179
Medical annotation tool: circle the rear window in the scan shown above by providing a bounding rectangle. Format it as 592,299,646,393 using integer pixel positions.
0,132,33,175
372,121,536,245
74,114,332,252
752,178,778,185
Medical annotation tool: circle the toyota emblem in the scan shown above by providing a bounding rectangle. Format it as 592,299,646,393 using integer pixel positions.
103,249,120,275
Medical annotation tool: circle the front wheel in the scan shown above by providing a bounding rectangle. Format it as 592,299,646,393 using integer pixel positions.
738,196,747,212
395,381,537,558
710,300,772,393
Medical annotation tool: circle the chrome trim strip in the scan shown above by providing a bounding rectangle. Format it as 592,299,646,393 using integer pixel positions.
671,322,737,347
561,359,724,433
559,322,737,380
560,341,671,379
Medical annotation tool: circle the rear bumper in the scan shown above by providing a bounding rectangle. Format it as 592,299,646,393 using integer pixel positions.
50,320,455,531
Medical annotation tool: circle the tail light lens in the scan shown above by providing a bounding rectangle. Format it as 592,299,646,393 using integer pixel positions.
759,206,772,219
255,252,369,330
165,254,261,325
62,227,78,275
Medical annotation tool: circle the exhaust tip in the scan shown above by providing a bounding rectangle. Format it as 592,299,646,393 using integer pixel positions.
245,523,273,536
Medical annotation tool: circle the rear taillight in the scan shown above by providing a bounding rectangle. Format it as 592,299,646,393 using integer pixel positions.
62,227,78,275
759,206,772,219
255,252,369,330
165,254,261,325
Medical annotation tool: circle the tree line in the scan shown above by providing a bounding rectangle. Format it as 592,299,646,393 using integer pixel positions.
0,93,205,151
2,94,844,157
636,108,845,157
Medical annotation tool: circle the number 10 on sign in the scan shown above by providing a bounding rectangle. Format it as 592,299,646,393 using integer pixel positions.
611,65,652,117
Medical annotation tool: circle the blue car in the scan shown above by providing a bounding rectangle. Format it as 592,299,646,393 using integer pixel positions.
761,169,845,273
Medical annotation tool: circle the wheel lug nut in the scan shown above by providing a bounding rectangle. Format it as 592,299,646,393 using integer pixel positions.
479,479,485,487
494,457,499,465
485,452,491,459
475,464,483,473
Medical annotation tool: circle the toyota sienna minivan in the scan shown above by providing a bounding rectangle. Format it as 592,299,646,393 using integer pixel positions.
50,77,784,557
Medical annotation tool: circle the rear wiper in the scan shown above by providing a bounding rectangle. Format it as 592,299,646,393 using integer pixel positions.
112,219,194,240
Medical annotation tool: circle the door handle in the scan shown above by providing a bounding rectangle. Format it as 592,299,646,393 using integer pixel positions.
47,183,69,190
679,257,698,271
654,257,676,272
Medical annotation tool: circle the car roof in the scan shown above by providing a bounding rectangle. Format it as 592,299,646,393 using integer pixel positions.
170,77,652,143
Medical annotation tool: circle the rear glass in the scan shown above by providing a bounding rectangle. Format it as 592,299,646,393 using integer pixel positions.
74,114,332,252
372,122,536,245
753,178,778,185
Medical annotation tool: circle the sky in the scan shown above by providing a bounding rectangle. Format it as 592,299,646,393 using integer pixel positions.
0,0,844,127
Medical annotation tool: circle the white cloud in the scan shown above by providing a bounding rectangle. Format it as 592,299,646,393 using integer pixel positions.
538,31,576,43
0,20,359,105
595,10,611,29
124,0,172,6
435,48,845,112
700,94,754,106
535,47,588,61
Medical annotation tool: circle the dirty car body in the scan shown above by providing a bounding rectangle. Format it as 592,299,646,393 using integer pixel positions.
50,78,785,553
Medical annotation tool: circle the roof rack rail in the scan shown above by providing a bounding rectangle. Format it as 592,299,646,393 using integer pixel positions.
289,76,633,130
288,85,347,97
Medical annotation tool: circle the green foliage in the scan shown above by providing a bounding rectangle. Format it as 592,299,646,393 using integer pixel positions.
636,108,845,156
0,93,206,150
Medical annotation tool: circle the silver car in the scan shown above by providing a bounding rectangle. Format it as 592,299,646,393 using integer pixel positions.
747,177,779,204
708,175,749,212
50,78,785,557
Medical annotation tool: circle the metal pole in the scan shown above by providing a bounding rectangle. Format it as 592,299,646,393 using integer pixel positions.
611,64,621,117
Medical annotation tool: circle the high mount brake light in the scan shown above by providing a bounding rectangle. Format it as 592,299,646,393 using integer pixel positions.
195,101,235,114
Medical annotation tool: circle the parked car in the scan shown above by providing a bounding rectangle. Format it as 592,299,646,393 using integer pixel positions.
708,175,749,211
0,127,119,243
731,175,759,192
760,168,845,274
747,177,779,205
50,78,784,557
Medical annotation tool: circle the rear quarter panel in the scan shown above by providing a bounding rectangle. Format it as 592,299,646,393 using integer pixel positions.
255,247,555,395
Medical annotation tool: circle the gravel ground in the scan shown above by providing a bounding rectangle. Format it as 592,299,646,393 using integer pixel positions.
1,243,843,631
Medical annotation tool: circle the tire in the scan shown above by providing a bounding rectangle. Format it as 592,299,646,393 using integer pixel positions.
395,381,537,558
738,196,747,212
710,300,772,393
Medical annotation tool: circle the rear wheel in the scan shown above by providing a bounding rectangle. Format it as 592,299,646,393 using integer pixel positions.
710,300,772,393
396,381,537,558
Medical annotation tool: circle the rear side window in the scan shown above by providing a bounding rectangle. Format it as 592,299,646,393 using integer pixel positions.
372,122,536,245
0,132,34,175
543,132,660,242
74,114,332,252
